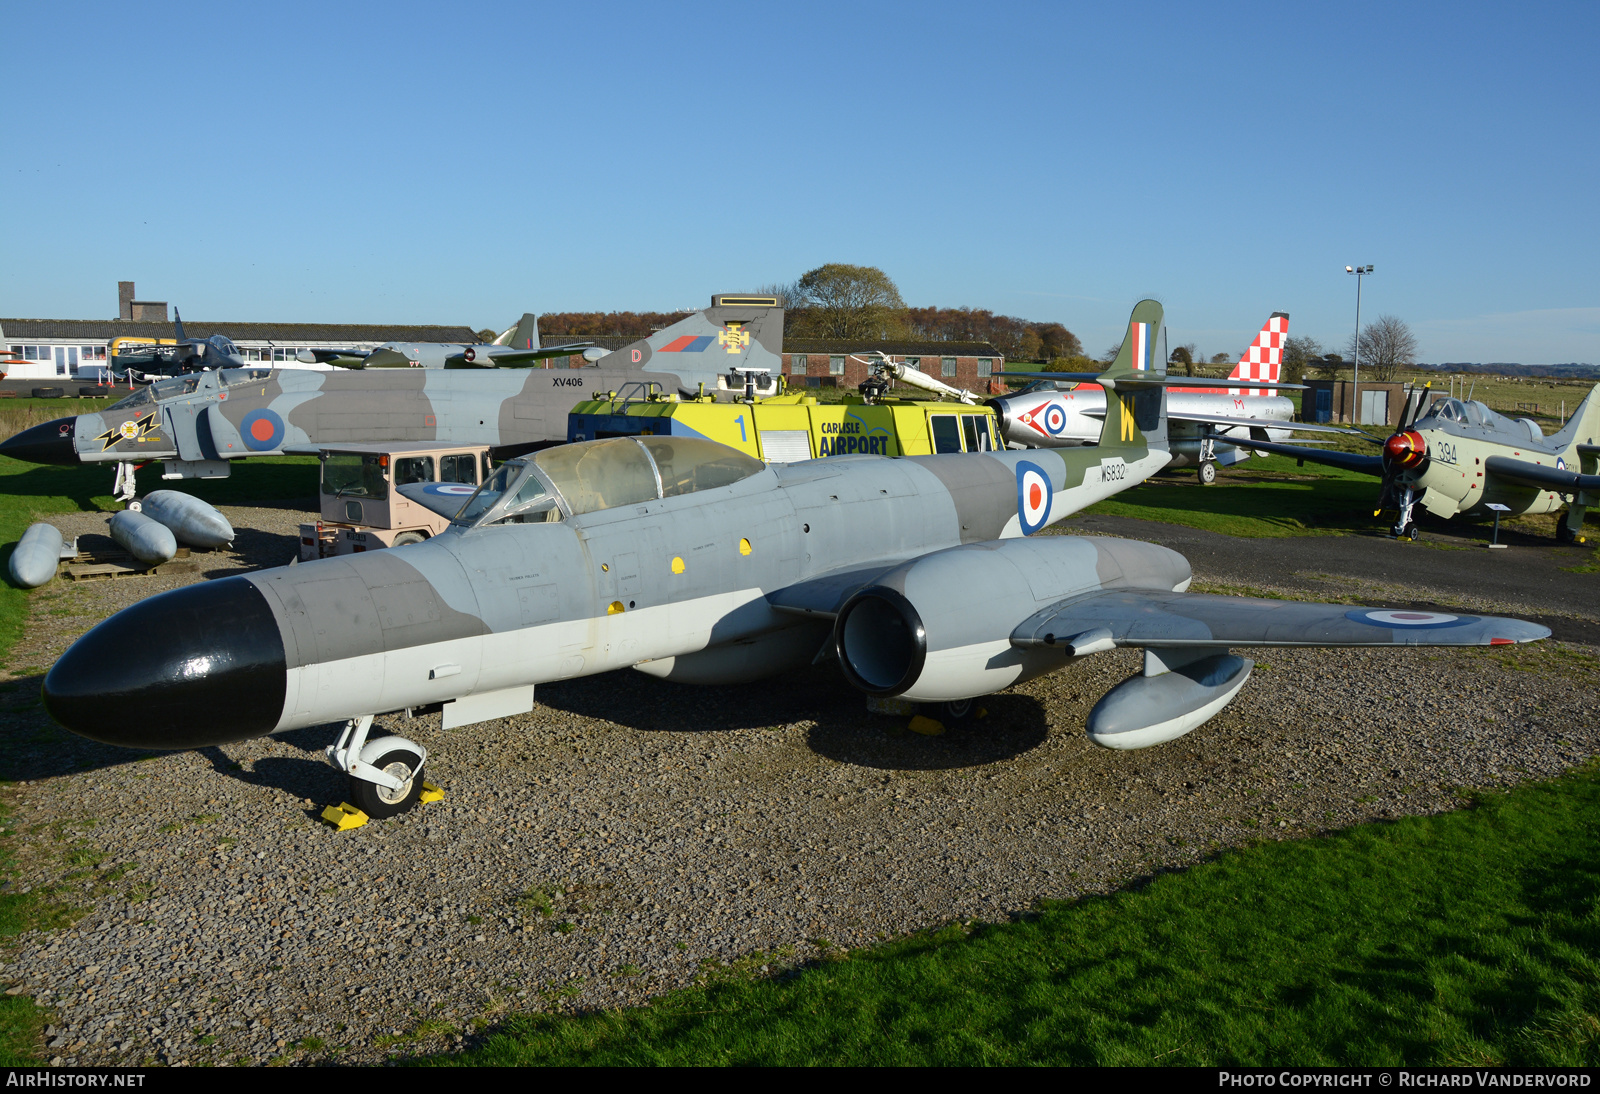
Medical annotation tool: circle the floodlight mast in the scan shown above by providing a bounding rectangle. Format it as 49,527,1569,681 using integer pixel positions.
1347,264,1374,423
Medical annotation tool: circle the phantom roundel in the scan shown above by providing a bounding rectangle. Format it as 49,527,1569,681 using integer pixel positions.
240,409,286,451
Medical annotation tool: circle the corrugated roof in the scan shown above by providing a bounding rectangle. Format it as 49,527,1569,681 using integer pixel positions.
783,340,1003,357
0,319,484,343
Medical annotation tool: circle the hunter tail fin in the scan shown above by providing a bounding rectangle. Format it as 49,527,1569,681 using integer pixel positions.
1228,312,1288,395
1096,299,1168,452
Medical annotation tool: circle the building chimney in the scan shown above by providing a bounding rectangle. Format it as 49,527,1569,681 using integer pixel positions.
118,281,134,321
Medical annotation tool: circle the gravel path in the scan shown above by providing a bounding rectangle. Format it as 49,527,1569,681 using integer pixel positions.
3,504,1598,1066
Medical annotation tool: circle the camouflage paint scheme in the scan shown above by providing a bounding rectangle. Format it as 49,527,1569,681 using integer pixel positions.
0,297,786,475
41,301,1549,816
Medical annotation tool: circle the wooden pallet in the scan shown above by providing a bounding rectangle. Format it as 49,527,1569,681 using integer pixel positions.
61,547,196,581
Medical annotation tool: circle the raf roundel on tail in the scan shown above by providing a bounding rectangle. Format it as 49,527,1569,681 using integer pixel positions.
1017,461,1053,534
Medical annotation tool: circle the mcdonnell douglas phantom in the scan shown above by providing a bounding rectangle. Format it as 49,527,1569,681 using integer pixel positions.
0,295,787,500
41,300,1547,821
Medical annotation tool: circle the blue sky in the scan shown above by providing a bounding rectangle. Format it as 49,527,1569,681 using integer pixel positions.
3,1,1596,362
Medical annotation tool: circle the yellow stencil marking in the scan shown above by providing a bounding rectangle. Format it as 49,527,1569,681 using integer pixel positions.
738,538,751,556
671,556,685,574
607,601,625,615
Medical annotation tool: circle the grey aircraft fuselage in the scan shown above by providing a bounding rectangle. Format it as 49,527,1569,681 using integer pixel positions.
991,382,1298,469
0,298,787,475
44,300,1547,788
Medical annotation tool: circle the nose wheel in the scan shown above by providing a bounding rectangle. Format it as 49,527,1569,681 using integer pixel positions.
325,714,432,821
349,748,424,819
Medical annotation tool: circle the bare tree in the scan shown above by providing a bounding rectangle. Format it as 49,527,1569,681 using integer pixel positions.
1346,315,1419,382
754,281,808,336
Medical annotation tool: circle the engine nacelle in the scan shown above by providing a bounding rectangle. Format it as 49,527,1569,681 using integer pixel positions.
1086,648,1253,750
833,536,1191,703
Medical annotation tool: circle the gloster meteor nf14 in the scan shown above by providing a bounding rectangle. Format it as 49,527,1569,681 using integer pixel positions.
42,301,1547,820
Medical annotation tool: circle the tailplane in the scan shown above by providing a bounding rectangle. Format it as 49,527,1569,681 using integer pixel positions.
1228,312,1288,396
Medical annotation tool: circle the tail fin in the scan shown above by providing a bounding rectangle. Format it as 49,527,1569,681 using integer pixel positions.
1096,299,1168,452
603,294,785,394
493,313,540,350
1549,383,1600,452
1228,312,1288,396
173,308,187,343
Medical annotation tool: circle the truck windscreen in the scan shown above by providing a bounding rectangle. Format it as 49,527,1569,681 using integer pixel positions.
322,454,389,499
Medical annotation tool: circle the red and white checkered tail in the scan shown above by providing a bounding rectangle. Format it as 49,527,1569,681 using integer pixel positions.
1228,312,1289,396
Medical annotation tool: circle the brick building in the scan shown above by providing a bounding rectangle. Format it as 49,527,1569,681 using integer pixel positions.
779,340,1007,395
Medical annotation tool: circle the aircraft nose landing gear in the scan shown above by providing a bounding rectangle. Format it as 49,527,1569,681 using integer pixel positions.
325,714,436,822
1197,435,1218,485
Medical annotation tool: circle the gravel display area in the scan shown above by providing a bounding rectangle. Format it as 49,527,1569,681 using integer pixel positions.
2,503,1597,1066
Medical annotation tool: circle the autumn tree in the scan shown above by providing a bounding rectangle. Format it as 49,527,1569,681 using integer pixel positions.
1346,315,1418,382
1170,343,1196,377
792,264,908,339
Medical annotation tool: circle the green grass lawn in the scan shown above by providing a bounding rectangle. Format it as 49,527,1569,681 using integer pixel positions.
1084,455,1384,537
1084,453,1600,541
423,764,1600,1067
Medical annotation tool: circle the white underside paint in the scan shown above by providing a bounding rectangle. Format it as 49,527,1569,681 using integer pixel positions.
274,587,774,732
898,638,1059,702
1087,672,1250,750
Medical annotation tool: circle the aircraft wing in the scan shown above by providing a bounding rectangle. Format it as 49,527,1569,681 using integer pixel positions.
765,559,920,619
1004,372,1305,390
1484,455,1600,494
362,348,414,368
1223,437,1385,475
1167,411,1365,435
1010,589,1549,649
395,481,480,519
298,348,370,367
443,343,596,368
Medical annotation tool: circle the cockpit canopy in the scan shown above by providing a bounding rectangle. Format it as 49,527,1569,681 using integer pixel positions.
1419,397,1493,428
453,436,766,528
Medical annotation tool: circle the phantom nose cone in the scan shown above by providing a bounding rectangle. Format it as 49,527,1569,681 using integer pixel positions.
42,577,286,749
0,417,79,465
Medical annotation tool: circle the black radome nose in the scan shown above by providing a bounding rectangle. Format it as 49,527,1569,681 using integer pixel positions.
43,577,287,749
0,417,80,465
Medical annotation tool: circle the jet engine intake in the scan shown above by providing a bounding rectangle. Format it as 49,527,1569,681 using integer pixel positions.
831,536,1193,703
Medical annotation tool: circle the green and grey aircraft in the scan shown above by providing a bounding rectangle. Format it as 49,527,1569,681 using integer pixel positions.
1232,384,1600,542
0,295,787,499
41,300,1548,820
295,313,601,370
